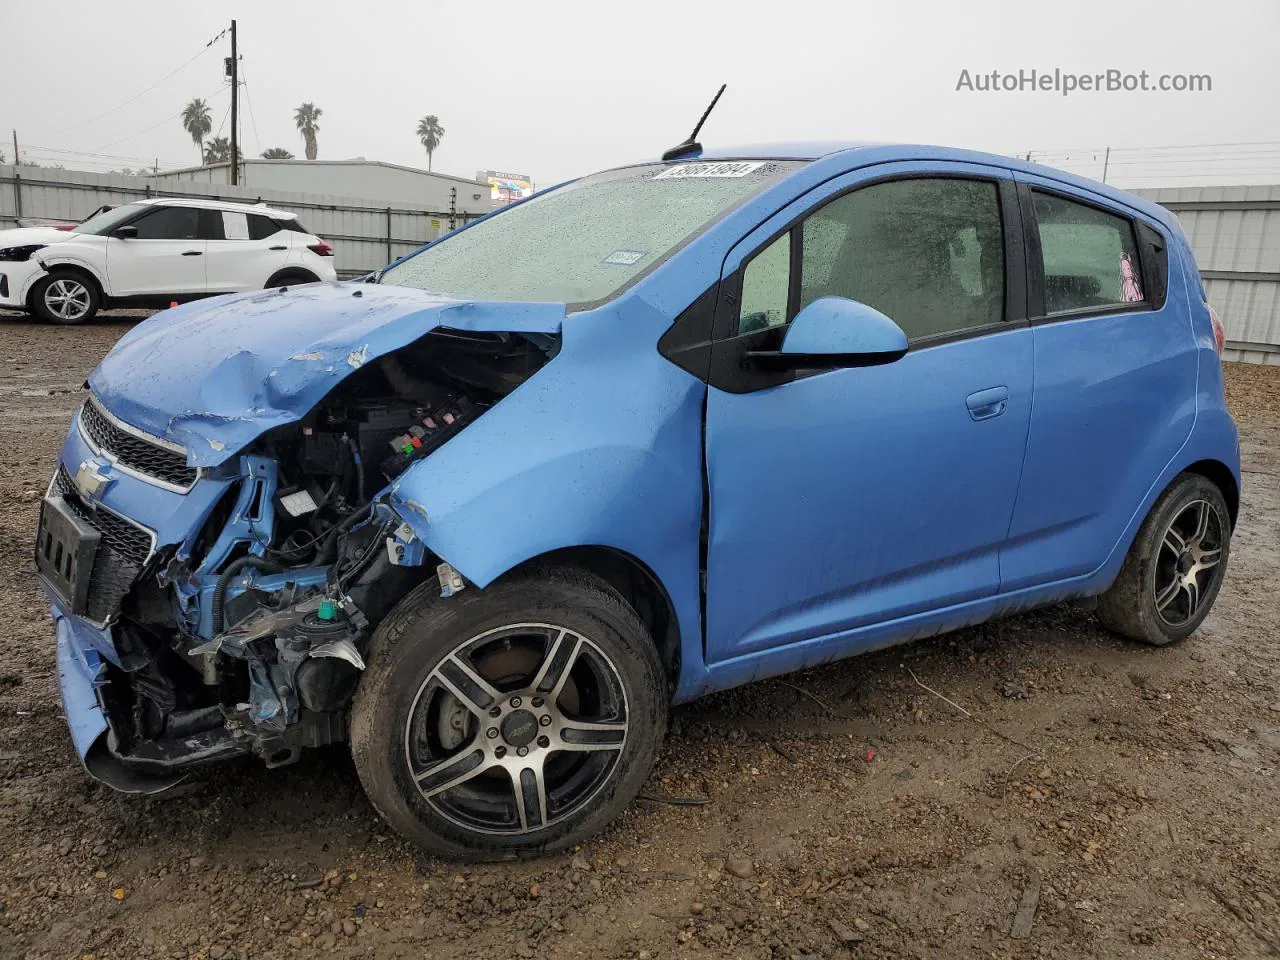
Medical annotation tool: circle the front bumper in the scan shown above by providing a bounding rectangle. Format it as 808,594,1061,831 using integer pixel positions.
42,408,235,790
44,393,381,792
0,258,45,308
52,600,188,794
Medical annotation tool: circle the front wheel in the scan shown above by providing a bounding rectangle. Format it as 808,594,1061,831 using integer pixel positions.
29,270,100,324
350,568,667,860
1097,473,1232,645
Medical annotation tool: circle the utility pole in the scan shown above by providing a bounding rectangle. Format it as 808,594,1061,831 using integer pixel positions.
228,19,239,185
1101,146,1111,184
11,130,18,166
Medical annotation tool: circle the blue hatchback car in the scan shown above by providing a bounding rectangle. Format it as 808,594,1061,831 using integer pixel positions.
39,142,1239,859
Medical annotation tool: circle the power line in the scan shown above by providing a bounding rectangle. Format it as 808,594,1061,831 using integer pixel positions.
1029,139,1280,156
213,100,232,141
1031,149,1280,165
20,153,186,172
92,85,227,152
20,143,165,164
240,69,262,155
48,43,218,137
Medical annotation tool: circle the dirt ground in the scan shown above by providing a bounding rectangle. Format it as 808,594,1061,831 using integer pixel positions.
0,311,1276,960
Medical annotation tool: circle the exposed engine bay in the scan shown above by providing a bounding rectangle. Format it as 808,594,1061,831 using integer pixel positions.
88,329,556,786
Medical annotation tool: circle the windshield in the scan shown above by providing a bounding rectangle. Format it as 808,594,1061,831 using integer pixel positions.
75,203,149,236
380,160,805,304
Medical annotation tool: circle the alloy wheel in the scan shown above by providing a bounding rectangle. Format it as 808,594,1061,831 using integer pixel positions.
1153,499,1224,627
404,623,629,835
44,278,92,321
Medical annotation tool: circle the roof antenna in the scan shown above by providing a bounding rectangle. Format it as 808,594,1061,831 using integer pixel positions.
662,84,727,161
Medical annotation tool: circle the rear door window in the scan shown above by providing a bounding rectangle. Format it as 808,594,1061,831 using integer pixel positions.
1031,191,1145,314
221,211,251,240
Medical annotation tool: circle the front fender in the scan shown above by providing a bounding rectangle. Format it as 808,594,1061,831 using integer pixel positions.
32,250,107,294
387,298,708,694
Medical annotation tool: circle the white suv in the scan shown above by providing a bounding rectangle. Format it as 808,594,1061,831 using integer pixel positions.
0,197,337,324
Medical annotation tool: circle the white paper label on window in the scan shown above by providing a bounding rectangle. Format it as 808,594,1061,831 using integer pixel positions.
222,211,250,240
653,161,765,180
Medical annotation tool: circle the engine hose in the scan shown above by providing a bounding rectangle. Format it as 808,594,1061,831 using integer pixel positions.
211,556,285,635
334,520,395,591
317,504,372,565
341,434,365,505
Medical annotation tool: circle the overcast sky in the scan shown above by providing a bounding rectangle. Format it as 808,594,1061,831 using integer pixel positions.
4,0,1279,188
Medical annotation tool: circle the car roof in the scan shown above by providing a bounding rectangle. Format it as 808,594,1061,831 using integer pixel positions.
684,141,1175,230
133,196,299,220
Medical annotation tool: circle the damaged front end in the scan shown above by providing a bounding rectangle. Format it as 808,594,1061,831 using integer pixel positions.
38,286,560,792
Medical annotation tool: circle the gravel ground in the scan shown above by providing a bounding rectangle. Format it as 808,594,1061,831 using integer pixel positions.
0,312,1277,960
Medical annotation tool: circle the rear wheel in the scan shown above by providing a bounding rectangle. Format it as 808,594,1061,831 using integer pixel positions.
264,269,318,289
350,568,667,860
30,270,100,324
1097,473,1231,645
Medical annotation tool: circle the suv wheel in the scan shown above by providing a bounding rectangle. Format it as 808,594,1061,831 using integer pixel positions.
30,270,100,324
350,567,667,860
1097,473,1231,645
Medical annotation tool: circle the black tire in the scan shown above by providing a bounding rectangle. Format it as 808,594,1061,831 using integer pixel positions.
350,566,667,860
264,270,318,289
1097,473,1231,645
29,269,100,324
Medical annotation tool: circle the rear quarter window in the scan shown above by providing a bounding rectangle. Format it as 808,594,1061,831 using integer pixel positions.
248,214,282,240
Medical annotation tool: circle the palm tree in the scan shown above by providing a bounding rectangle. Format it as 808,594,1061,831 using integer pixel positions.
182,99,212,164
181,98,212,165
416,115,445,172
203,137,232,165
261,147,294,159
294,103,322,160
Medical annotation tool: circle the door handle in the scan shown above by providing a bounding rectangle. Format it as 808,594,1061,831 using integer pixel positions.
965,386,1009,421
268,245,287,251
182,250,202,256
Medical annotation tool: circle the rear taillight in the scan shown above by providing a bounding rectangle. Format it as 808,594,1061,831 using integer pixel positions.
307,241,333,257
1209,305,1225,356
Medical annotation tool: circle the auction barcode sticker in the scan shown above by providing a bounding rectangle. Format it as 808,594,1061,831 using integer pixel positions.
654,161,765,179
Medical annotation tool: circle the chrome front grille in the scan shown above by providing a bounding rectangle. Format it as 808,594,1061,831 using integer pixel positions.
50,466,155,624
78,397,198,490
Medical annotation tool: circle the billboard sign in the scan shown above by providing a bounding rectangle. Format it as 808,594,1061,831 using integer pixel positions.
479,170,535,206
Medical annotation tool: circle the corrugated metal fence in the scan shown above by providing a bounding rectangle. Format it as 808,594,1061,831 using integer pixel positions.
0,165,481,280
4,168,1278,364
1137,185,1280,365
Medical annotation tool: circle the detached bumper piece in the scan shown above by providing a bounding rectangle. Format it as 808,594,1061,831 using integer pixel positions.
54,607,192,795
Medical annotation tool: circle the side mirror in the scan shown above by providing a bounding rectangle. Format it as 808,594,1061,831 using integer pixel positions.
112,225,138,239
747,296,909,370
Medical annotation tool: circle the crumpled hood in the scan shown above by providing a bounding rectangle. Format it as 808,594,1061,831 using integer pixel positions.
88,282,564,466
0,226,77,248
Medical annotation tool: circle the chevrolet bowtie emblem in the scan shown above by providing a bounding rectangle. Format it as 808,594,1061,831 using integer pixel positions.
74,460,113,502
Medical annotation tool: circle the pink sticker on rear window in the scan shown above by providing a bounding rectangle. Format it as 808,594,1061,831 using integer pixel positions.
1120,252,1144,302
